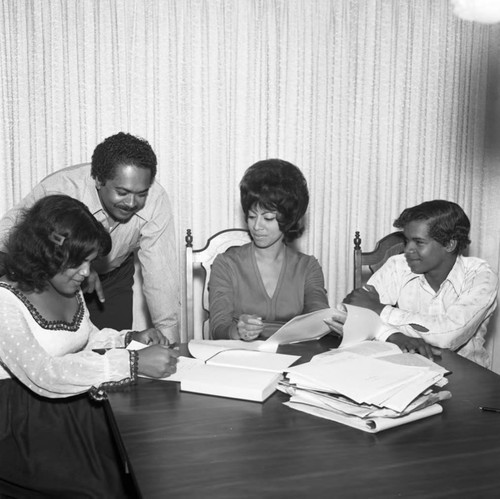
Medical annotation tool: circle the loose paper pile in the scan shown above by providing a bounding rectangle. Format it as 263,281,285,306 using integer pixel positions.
279,341,451,433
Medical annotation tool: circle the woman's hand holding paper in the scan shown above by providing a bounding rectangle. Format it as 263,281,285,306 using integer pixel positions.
323,306,347,336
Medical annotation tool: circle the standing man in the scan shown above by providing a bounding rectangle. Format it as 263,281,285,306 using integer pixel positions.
0,132,179,342
343,200,498,367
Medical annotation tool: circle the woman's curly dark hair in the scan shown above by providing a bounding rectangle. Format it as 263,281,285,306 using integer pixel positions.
240,159,309,243
393,200,471,254
91,132,157,183
4,195,112,292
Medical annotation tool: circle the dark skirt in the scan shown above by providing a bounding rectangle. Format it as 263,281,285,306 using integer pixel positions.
0,379,137,499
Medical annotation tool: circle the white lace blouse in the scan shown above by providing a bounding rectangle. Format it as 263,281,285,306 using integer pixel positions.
0,283,134,398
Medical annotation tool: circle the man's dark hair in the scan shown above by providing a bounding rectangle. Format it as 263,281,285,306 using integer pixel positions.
91,132,157,183
240,159,309,243
4,195,111,292
394,200,471,254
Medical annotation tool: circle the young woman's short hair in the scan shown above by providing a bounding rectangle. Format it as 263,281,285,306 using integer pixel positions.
393,200,471,254
91,132,157,184
240,159,309,243
4,195,112,292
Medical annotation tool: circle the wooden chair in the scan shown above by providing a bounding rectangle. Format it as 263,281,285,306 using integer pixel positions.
185,228,251,340
353,230,406,289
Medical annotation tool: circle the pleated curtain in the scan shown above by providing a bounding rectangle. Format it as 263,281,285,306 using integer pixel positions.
1,0,499,366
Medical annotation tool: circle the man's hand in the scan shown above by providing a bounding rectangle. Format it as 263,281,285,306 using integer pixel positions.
387,332,442,360
343,285,384,315
132,328,167,345
82,269,105,303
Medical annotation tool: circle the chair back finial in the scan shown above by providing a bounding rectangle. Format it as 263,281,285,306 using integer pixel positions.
354,231,361,251
186,229,193,248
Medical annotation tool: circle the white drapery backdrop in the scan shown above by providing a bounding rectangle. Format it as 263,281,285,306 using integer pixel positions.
2,0,500,368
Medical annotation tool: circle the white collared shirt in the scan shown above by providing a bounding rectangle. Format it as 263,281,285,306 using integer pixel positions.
0,163,179,341
368,254,498,367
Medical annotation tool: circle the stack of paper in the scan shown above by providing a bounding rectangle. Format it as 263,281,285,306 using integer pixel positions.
178,340,300,402
279,341,451,433
127,339,301,402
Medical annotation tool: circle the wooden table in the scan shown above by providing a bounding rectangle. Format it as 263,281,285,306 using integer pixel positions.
107,338,500,498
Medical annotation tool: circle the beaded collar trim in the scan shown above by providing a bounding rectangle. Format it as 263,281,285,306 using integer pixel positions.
0,282,85,331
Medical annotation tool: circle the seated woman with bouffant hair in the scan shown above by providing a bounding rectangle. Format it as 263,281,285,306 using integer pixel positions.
208,159,331,340
0,194,178,498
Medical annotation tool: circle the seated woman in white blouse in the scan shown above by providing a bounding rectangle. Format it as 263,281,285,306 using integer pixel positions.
209,159,331,340
0,194,178,498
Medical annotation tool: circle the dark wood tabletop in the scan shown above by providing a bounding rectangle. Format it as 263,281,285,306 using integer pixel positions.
107,337,500,498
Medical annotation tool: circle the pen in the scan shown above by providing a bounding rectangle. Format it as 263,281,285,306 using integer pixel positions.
479,406,500,413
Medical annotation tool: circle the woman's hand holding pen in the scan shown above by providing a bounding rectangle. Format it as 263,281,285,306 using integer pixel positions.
236,314,263,341
137,343,179,378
